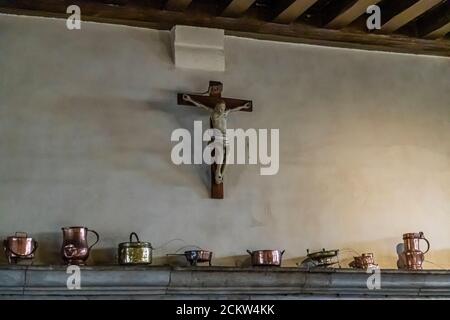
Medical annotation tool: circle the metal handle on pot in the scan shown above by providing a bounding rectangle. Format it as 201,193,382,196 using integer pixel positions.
247,250,253,255
129,232,140,243
87,229,100,251
419,232,430,254
281,250,285,256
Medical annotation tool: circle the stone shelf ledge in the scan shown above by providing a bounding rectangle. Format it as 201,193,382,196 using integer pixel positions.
1,266,449,299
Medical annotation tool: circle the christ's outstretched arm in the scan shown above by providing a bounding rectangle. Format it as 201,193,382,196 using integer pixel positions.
182,94,212,112
226,102,251,114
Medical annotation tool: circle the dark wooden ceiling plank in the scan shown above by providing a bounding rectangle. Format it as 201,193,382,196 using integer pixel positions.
165,0,192,11
221,0,256,17
377,0,419,25
382,0,444,33
0,0,449,57
414,0,450,38
325,0,382,29
273,0,319,24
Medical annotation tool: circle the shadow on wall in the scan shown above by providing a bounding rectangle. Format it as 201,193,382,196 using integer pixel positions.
32,232,61,265
147,97,211,194
90,247,117,265
51,94,211,198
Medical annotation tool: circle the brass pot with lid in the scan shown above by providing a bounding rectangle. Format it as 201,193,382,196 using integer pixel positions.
118,232,153,265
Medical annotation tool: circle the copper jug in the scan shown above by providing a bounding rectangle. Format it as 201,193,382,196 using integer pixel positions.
401,232,430,270
61,227,99,265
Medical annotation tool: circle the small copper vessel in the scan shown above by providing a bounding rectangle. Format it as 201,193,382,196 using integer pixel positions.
247,250,285,266
349,253,378,269
400,232,430,270
61,226,99,265
3,232,38,264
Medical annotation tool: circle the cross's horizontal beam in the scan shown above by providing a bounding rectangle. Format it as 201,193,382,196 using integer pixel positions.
177,94,253,111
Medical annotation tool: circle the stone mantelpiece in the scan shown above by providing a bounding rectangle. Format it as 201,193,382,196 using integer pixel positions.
0,266,449,299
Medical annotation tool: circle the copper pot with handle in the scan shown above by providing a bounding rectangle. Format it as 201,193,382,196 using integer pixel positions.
61,226,99,265
167,246,213,266
247,250,285,266
3,232,38,264
349,253,378,269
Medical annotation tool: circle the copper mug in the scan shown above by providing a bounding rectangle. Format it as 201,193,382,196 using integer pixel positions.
401,232,430,270
3,232,38,264
61,226,99,265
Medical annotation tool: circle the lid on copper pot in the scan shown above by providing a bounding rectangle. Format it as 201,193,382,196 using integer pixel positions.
7,232,32,240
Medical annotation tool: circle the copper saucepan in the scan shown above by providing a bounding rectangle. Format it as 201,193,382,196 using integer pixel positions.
247,250,285,266
167,248,213,266
349,253,378,269
3,232,38,264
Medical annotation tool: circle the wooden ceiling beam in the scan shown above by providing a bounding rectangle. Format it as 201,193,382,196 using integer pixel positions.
425,22,450,38
165,0,192,12
415,0,450,39
0,0,449,57
221,0,256,18
326,0,382,29
273,0,319,24
381,0,443,33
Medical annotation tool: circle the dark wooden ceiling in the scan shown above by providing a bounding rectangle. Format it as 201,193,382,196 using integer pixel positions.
1,0,450,57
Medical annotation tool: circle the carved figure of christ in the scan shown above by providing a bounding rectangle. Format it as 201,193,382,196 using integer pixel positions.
182,94,251,184
177,81,253,199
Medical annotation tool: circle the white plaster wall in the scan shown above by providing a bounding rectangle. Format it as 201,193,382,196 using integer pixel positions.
0,14,449,268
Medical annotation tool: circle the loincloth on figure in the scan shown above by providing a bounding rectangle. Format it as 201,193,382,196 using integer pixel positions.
210,133,230,147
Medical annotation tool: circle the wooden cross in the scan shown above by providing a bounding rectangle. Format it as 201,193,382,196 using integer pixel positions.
177,81,253,199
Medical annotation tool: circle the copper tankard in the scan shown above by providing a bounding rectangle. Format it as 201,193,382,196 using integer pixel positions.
400,232,430,270
61,227,99,265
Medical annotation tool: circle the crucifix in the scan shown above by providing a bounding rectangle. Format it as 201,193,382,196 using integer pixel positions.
177,81,253,199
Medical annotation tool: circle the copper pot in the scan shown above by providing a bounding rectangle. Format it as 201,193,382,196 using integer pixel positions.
61,226,99,265
168,250,213,266
3,232,38,264
247,250,285,266
183,250,212,266
349,253,378,269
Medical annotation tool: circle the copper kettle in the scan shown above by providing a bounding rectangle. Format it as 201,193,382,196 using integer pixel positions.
61,226,99,265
